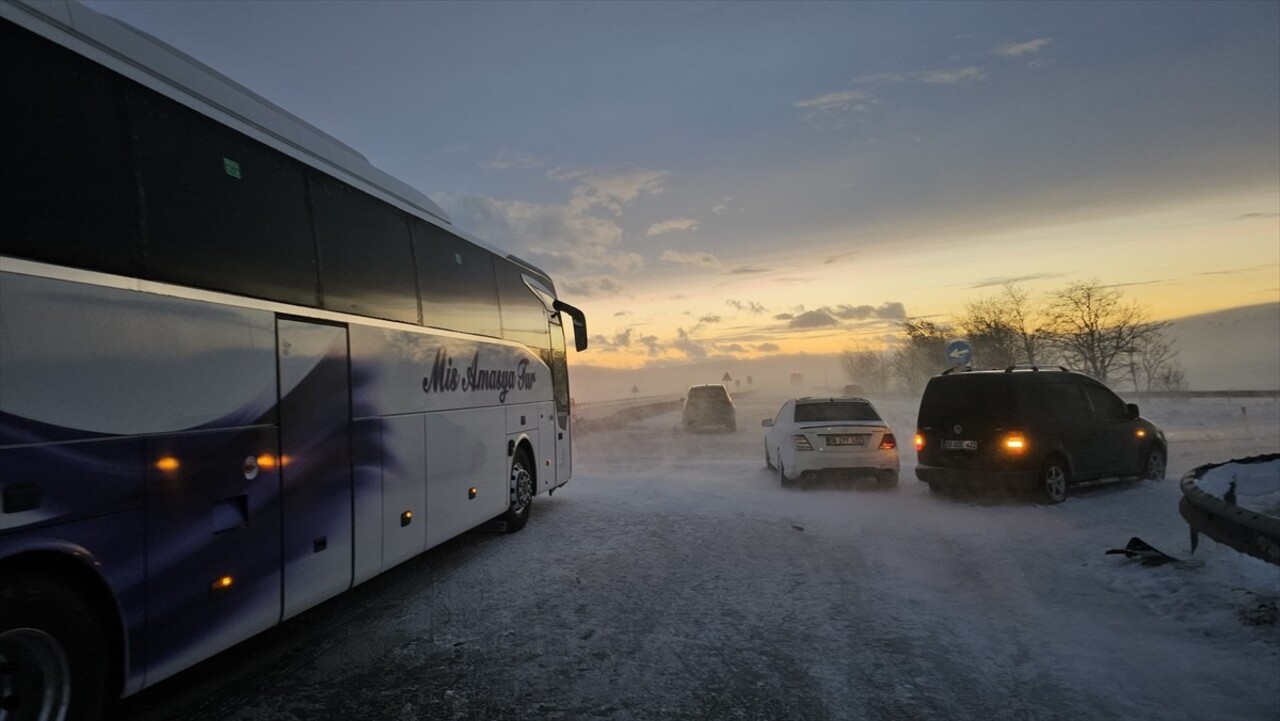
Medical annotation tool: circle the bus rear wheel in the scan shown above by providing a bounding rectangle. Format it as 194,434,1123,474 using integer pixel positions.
500,448,534,533
0,573,109,721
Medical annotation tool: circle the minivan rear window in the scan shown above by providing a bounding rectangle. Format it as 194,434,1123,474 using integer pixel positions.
688,386,729,400
918,375,1015,426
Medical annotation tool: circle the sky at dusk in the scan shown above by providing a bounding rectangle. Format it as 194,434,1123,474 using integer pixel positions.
82,0,1280,369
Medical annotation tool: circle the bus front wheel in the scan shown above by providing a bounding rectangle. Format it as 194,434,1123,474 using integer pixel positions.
0,573,110,721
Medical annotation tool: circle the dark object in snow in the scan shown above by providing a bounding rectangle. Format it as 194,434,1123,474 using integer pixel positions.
1224,479,1237,506
1240,598,1279,627
790,525,804,532
1105,537,1180,566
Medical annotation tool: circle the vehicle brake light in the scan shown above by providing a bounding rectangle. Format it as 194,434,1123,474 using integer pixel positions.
792,435,814,451
879,433,897,450
1003,434,1026,452
914,434,924,452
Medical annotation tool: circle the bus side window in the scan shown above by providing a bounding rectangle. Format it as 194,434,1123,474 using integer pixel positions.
0,21,141,277
129,86,318,306
310,176,419,323
412,221,501,338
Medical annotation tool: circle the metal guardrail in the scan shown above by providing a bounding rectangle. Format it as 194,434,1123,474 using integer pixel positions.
1130,390,1280,399
1179,454,1280,566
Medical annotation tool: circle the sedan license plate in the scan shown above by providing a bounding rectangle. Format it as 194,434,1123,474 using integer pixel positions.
942,439,978,451
826,434,868,446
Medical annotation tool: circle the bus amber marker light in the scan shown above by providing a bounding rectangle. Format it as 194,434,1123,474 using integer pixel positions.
1003,434,1027,453
155,457,180,472
211,576,234,591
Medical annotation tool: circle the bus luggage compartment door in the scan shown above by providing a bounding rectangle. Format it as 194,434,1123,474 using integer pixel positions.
277,319,354,619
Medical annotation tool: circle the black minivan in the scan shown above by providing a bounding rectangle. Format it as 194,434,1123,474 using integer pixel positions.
914,367,1167,502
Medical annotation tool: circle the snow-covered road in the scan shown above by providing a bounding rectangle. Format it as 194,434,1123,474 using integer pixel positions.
123,394,1280,720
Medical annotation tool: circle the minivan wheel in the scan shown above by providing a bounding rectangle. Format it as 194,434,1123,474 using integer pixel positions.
1141,447,1166,481
1040,458,1069,504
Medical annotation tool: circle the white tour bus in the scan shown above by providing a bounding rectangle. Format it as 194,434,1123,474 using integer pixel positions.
0,1,588,718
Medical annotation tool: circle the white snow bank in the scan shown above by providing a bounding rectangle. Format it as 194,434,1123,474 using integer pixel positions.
1198,458,1280,515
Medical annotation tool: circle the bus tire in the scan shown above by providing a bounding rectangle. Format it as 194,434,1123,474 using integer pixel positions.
500,447,534,533
0,572,110,721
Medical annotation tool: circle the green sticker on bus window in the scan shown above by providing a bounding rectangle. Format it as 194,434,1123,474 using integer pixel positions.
223,158,241,179
454,253,463,265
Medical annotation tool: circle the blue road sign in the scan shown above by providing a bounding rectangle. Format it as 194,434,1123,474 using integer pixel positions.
946,339,972,367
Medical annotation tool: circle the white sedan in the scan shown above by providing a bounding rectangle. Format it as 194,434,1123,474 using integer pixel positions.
763,397,900,487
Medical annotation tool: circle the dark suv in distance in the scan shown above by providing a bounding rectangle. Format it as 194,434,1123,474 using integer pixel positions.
682,384,736,432
914,367,1167,503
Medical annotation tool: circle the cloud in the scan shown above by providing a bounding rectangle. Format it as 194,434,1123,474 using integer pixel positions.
440,166,668,276
1237,212,1280,220
920,67,983,85
728,266,769,274
823,250,858,264
660,249,722,268
968,273,1064,289
789,310,840,328
830,302,907,321
853,67,983,86
793,89,874,112
613,310,630,317
726,299,767,314
480,150,543,170
755,343,781,352
673,327,710,360
647,218,701,236
996,38,1052,57
552,166,669,216
699,315,723,324
719,343,747,353
1198,262,1280,276
561,276,625,297
774,313,795,321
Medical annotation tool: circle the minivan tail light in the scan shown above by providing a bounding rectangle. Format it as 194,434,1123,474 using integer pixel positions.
914,433,924,452
879,433,897,450
792,435,813,451
1003,434,1027,453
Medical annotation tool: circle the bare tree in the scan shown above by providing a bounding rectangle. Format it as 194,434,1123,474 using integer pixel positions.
1042,280,1169,386
955,283,1049,368
1135,332,1189,391
1001,283,1049,366
840,347,892,395
892,319,951,393
957,297,1020,369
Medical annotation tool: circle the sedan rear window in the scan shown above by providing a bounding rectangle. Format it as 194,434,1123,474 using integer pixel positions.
794,402,881,423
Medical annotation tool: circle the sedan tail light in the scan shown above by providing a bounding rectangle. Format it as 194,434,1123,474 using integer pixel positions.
792,435,814,451
879,433,897,450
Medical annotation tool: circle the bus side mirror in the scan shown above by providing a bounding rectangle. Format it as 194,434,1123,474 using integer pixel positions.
553,300,588,352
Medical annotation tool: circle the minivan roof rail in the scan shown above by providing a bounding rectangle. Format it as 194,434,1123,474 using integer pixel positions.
1003,364,1071,373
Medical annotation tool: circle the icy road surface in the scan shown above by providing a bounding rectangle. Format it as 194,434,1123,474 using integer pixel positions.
123,394,1280,721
